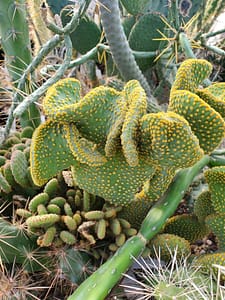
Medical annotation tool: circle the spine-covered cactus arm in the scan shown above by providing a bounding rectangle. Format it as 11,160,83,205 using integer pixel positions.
98,0,159,112
0,0,41,128
68,155,211,300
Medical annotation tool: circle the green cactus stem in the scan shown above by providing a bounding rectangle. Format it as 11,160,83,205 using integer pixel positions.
98,0,159,112
0,0,41,129
68,155,210,300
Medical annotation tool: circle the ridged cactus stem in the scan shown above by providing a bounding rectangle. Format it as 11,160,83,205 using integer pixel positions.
68,155,210,300
0,0,41,129
99,0,159,112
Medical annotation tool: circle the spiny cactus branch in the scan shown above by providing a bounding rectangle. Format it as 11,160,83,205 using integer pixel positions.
2,0,91,144
68,155,210,300
98,0,160,113
13,35,73,118
40,43,158,75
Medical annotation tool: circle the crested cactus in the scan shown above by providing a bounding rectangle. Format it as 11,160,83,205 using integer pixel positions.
30,75,204,208
169,59,225,154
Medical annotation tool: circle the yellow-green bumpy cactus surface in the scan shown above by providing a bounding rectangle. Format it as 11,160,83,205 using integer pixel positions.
30,59,225,207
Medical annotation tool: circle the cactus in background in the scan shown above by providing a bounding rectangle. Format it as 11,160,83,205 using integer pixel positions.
0,0,41,128
61,6,101,55
98,0,155,104
27,0,53,55
196,167,225,278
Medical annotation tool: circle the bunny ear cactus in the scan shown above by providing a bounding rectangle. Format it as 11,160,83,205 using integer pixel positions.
169,59,225,154
30,74,204,209
194,166,225,278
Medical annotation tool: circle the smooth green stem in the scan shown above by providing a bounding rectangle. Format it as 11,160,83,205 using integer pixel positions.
13,35,73,117
40,44,158,74
212,149,225,156
208,155,225,167
202,28,225,39
68,155,210,300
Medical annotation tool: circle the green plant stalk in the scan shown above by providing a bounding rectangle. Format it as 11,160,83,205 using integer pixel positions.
13,34,73,118
68,155,210,300
40,44,158,75
98,0,160,112
1,34,63,143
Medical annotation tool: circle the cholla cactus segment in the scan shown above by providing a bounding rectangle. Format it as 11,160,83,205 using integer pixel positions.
71,151,156,206
193,190,215,223
163,214,210,243
206,214,225,250
43,78,81,116
149,233,191,262
205,166,225,213
26,214,60,228
139,111,204,168
10,150,30,187
196,252,225,280
169,90,225,154
0,171,12,193
30,120,78,186
170,59,212,94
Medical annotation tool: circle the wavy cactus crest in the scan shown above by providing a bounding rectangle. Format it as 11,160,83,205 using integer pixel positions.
169,59,225,154
30,73,204,207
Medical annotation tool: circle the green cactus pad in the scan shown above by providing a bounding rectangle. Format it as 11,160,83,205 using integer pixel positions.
120,0,150,15
10,150,30,187
170,59,212,94
196,252,225,280
206,214,225,249
197,87,225,118
193,190,215,223
128,13,166,70
139,111,204,168
61,9,101,54
169,90,225,154
149,233,191,261
119,166,175,228
121,80,147,166
43,78,81,116
30,120,78,186
71,151,156,206
163,214,210,243
0,155,6,166
205,166,225,213
65,124,107,166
